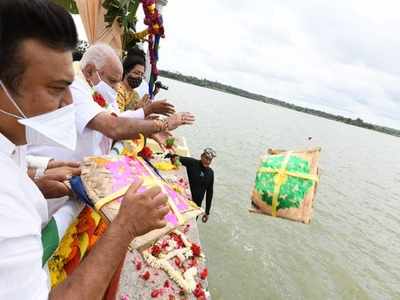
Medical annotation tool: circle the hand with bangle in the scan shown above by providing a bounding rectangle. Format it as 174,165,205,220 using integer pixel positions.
154,118,169,132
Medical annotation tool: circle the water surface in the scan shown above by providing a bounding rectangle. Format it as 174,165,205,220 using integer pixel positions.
160,78,400,300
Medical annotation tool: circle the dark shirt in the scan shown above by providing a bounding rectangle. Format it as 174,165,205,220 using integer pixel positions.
179,156,214,215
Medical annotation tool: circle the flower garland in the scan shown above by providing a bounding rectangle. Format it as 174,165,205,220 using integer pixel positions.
141,0,165,37
48,207,108,287
138,146,154,160
93,91,107,108
140,0,165,96
141,229,208,297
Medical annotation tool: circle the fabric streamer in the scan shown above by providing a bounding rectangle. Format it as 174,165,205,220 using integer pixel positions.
70,176,94,208
140,0,165,97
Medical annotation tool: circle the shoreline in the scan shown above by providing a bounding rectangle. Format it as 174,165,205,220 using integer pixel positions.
159,70,400,138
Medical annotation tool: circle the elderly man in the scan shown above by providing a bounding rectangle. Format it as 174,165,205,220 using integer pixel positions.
88,43,175,115
28,43,194,161
0,1,170,298
27,42,193,216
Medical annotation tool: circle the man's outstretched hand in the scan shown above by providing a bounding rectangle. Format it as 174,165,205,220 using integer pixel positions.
144,100,175,117
167,112,195,131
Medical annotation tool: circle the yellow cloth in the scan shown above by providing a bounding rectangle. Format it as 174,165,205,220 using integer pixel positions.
117,83,141,112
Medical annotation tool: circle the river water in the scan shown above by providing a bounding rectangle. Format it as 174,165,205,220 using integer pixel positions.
159,77,400,300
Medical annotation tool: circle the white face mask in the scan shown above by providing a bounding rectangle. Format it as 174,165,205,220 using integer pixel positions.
0,81,77,151
94,78,117,105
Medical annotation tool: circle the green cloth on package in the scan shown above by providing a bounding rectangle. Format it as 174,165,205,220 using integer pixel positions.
255,154,315,210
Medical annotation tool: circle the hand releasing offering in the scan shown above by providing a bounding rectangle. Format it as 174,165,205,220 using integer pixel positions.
167,112,195,130
116,180,170,238
144,100,175,116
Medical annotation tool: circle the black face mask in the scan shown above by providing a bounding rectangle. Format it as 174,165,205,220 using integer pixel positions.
127,75,142,89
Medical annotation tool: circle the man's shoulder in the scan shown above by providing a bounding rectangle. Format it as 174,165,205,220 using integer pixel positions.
180,156,197,162
0,153,39,197
70,77,101,109
180,156,198,166
71,76,91,95
70,78,105,133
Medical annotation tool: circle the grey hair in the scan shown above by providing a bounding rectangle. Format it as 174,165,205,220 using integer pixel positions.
80,43,119,70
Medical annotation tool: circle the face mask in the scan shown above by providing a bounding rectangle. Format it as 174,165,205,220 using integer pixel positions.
94,80,117,105
0,81,77,151
127,75,143,89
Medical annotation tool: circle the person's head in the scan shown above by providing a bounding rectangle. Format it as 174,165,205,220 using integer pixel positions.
200,147,216,168
80,43,122,90
122,47,146,90
0,0,78,145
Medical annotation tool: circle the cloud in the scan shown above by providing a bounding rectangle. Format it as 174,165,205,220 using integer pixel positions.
74,0,400,129
154,0,400,129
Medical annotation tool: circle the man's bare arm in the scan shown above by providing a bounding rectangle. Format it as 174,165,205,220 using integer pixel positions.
88,111,196,141
49,181,169,300
88,112,160,140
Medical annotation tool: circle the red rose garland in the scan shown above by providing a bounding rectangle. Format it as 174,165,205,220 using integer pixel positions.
191,243,201,257
92,91,107,108
139,146,154,160
141,231,209,298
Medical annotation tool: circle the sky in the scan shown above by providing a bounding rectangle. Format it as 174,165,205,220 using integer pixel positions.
74,0,400,129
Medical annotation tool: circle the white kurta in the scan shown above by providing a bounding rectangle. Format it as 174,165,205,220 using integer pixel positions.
28,68,145,162
0,133,49,299
28,74,109,161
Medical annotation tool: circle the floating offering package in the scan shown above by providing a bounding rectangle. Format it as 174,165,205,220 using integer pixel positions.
79,155,202,249
250,147,321,223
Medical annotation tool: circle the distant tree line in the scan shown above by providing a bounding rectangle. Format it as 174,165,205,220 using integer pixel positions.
159,70,400,138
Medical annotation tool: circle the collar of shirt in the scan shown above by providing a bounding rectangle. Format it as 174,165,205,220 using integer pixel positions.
0,132,16,157
74,62,120,115
73,62,92,91
0,133,28,171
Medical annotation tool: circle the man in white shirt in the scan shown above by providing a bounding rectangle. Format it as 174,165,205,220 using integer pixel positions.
0,1,170,298
27,42,194,216
28,43,194,162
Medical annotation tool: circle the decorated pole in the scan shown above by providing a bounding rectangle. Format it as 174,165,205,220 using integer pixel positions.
140,0,166,97
53,0,167,97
